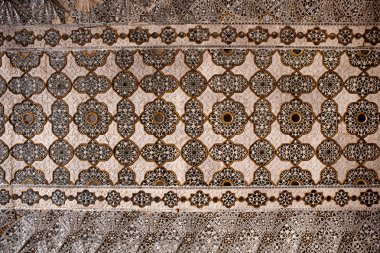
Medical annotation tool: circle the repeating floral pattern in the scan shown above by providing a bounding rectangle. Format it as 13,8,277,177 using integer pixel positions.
0,48,379,212
1,3,380,251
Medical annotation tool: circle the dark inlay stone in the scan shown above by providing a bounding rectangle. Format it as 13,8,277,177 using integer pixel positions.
290,180,300,186
153,112,165,124
357,113,367,123
292,49,302,55
154,180,166,186
222,48,234,55
22,113,34,125
222,113,233,123
222,181,232,186
356,179,367,186
152,48,165,55
291,113,301,123
86,112,98,125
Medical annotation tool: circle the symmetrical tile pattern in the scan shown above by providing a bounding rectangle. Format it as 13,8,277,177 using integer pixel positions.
0,48,379,211
0,1,380,251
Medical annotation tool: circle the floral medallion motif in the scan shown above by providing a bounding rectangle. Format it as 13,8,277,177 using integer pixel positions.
278,167,314,186
251,167,273,186
13,29,35,47
210,140,247,165
115,50,134,70
76,166,112,186
319,167,340,185
317,99,342,138
180,70,207,97
140,49,178,69
49,139,73,165
317,71,343,98
74,99,112,138
11,166,47,185
51,167,72,185
47,51,68,71
102,27,118,46
188,26,209,44
182,99,206,138
131,191,152,208
73,72,110,97
278,190,293,207
344,166,380,186
221,191,236,208
304,190,323,207
47,72,72,98
321,50,342,70
114,98,138,138
163,191,179,208
334,190,349,207
209,99,248,138
105,190,122,207
220,26,237,44
112,71,138,97
128,27,149,45
279,50,317,70
21,189,40,206
184,167,207,186
344,99,380,137
10,100,47,138
11,140,47,164
114,140,139,166
141,71,178,96
76,140,112,165
117,167,137,185
278,72,315,97
343,139,380,164
250,99,275,138
50,100,71,138
181,140,207,166
160,27,177,44
345,73,380,97
316,139,342,165
249,139,275,166
76,190,96,206
208,71,248,97
209,49,248,69
141,140,178,165
249,70,275,97
9,74,44,98
277,140,314,165
72,50,109,71
183,49,204,69
277,99,315,138
248,26,269,44
7,52,43,72
252,49,275,69
209,167,245,186
189,191,210,208
141,167,179,186
247,191,267,208
140,99,179,139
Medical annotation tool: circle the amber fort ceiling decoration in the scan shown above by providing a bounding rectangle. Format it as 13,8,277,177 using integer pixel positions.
0,0,380,252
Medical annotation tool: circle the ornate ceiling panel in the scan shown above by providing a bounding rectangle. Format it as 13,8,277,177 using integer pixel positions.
0,0,379,252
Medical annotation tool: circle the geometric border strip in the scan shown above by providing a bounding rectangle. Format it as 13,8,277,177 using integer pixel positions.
1,186,379,210
2,25,380,49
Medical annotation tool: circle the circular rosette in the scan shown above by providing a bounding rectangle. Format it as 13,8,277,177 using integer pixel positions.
209,99,248,138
